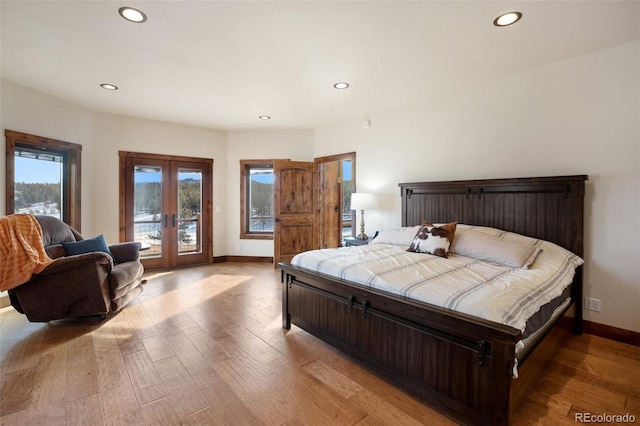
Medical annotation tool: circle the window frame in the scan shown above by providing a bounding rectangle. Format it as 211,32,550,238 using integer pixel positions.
5,130,82,230
240,159,274,240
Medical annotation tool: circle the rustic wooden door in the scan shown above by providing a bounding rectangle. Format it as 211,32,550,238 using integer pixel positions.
314,152,356,248
273,160,318,266
318,160,342,249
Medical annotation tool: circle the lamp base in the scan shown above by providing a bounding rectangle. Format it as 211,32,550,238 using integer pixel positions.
356,209,368,240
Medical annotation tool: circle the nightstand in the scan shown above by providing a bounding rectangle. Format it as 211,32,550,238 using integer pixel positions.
344,237,374,247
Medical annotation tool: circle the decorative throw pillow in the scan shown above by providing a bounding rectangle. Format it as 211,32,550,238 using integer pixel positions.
407,222,457,258
62,234,113,258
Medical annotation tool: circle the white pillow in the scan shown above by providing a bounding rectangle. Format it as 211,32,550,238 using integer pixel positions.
370,226,421,247
450,229,541,269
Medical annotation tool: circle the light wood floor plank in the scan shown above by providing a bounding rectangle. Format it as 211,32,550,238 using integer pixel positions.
66,393,105,426
153,355,209,418
262,364,368,426
161,330,221,387
122,349,167,406
93,323,142,422
0,338,20,387
180,407,224,426
24,343,67,425
4,330,43,374
182,326,230,364
0,313,28,342
348,367,454,424
110,308,146,355
215,326,283,377
210,357,294,425
141,334,175,362
139,396,181,426
348,387,446,426
1,262,638,426
199,380,264,426
302,359,363,399
66,333,99,402
0,366,38,417
0,408,30,426
103,408,145,426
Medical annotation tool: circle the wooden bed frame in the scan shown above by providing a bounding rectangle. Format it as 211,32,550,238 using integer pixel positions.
279,175,587,425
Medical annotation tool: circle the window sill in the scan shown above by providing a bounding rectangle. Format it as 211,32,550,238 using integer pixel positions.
240,233,273,240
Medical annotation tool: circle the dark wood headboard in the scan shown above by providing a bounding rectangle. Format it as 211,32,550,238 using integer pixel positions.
399,175,587,258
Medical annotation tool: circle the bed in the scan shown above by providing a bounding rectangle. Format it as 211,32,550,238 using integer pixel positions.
279,175,587,425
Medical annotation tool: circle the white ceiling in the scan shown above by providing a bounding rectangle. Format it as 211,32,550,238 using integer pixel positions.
2,1,639,130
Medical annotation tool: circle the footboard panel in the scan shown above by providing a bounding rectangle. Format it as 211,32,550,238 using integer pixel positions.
281,265,521,425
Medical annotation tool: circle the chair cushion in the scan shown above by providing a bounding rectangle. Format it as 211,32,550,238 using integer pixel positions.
34,215,76,246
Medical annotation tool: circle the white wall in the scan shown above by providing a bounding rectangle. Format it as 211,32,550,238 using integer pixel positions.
93,114,227,255
226,129,314,257
1,79,98,230
1,79,228,257
314,41,640,333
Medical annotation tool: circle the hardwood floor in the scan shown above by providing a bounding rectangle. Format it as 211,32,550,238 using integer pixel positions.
1,262,638,425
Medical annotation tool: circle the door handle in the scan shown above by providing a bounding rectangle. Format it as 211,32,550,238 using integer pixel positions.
172,214,177,227
164,214,168,228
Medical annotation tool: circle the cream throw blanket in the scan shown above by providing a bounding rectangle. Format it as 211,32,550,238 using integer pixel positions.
0,214,54,291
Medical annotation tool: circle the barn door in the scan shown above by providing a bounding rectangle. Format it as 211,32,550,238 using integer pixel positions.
273,160,318,266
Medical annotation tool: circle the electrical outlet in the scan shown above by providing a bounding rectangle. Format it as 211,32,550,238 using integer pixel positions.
584,297,602,312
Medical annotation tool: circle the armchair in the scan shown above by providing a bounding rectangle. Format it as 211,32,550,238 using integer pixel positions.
8,215,144,322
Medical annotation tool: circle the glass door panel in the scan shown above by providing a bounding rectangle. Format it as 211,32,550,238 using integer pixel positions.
133,165,163,259
342,159,354,238
177,168,202,256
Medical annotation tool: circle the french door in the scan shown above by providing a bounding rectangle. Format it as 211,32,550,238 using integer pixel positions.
120,152,212,270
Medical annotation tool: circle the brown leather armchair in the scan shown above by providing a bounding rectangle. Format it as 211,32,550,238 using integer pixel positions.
8,215,144,322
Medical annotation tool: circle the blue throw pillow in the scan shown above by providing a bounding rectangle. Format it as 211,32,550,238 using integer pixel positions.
62,234,113,258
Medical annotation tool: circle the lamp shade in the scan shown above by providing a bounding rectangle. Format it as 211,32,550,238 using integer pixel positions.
350,192,377,211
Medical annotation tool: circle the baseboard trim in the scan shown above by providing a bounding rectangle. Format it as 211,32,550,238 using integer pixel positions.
213,255,273,264
583,320,640,347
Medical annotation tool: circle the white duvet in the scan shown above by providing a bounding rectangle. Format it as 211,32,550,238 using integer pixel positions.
290,240,583,334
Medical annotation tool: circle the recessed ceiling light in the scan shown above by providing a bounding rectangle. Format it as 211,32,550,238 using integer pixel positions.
493,11,522,27
258,115,271,120
100,83,118,90
119,7,147,23
333,82,350,89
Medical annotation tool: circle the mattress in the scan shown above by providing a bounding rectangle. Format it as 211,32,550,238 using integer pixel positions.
290,240,583,338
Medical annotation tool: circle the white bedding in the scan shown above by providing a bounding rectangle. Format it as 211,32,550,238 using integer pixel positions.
290,239,583,334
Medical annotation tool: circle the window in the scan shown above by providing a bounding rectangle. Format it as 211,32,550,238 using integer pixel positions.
240,160,274,239
5,130,82,230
